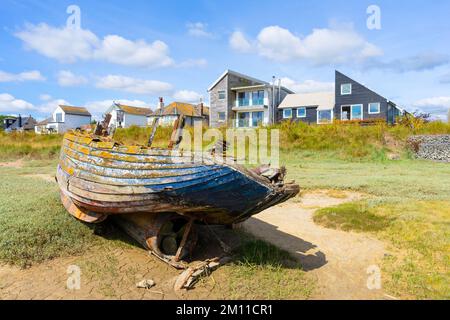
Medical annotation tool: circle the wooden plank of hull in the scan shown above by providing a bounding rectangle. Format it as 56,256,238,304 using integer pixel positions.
60,152,220,179
61,145,203,170
60,191,107,223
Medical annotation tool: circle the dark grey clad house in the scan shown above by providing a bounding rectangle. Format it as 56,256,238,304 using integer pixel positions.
208,70,293,128
335,70,403,124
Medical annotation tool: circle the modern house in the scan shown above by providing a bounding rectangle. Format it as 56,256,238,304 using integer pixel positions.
278,92,335,124
105,102,153,128
278,70,405,125
208,70,294,128
35,105,92,134
148,101,209,127
5,115,37,132
335,70,403,124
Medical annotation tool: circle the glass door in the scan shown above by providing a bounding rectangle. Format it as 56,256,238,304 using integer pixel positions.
351,104,363,120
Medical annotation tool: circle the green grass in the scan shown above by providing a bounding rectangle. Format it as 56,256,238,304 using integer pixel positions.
0,131,63,160
313,200,450,299
283,150,450,201
314,202,393,232
0,161,99,267
223,238,314,299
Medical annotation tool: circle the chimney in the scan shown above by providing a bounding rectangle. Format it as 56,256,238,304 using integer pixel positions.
18,114,22,128
158,97,164,109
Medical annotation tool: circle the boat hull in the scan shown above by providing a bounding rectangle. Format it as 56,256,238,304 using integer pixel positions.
57,132,299,225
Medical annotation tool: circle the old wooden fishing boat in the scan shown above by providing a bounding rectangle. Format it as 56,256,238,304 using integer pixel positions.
56,117,299,266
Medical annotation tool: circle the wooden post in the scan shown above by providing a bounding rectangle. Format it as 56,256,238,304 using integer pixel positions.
174,218,194,262
147,117,159,147
168,114,185,150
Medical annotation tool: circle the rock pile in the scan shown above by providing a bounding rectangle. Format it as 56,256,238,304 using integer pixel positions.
407,135,450,162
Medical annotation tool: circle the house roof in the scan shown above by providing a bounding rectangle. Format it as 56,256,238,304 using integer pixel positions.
59,105,91,116
9,116,37,130
279,92,335,110
115,103,153,116
158,102,209,117
208,69,269,92
36,117,53,126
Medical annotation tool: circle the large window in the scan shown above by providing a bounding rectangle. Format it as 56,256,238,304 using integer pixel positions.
252,90,264,105
351,104,363,120
341,83,352,95
55,113,63,122
318,110,332,124
238,112,250,127
297,107,306,118
369,102,381,114
218,90,226,100
238,92,250,106
252,111,264,127
283,109,292,119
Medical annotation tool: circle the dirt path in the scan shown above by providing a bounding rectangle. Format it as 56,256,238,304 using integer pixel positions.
242,190,388,300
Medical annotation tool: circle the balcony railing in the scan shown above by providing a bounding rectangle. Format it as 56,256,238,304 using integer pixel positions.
238,99,250,107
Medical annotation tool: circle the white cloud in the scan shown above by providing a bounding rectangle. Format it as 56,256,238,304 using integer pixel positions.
37,98,70,113
0,93,36,112
230,24,382,65
229,31,252,53
96,75,173,95
94,35,174,68
57,70,88,87
187,22,214,38
280,77,334,93
15,23,174,68
413,96,450,120
173,90,203,103
15,23,99,63
177,58,208,68
39,94,52,101
0,70,45,82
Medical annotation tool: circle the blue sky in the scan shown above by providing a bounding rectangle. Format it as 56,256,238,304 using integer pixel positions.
1,0,449,120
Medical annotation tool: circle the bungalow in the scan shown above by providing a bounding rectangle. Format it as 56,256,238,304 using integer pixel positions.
105,102,153,128
35,105,92,134
335,71,404,124
278,92,335,125
148,101,209,127
5,115,37,132
208,69,294,128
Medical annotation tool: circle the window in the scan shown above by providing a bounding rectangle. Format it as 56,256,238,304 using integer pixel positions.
218,112,226,121
318,110,333,124
341,83,352,95
218,90,226,100
237,112,250,127
238,92,250,106
251,111,264,127
283,109,292,119
297,107,306,118
351,104,363,120
369,102,380,114
55,113,63,122
252,90,264,105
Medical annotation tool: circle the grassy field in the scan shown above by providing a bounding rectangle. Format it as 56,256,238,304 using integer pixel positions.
0,159,313,299
0,121,448,299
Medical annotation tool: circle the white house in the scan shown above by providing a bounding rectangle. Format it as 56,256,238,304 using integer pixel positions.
35,105,92,134
105,102,153,128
